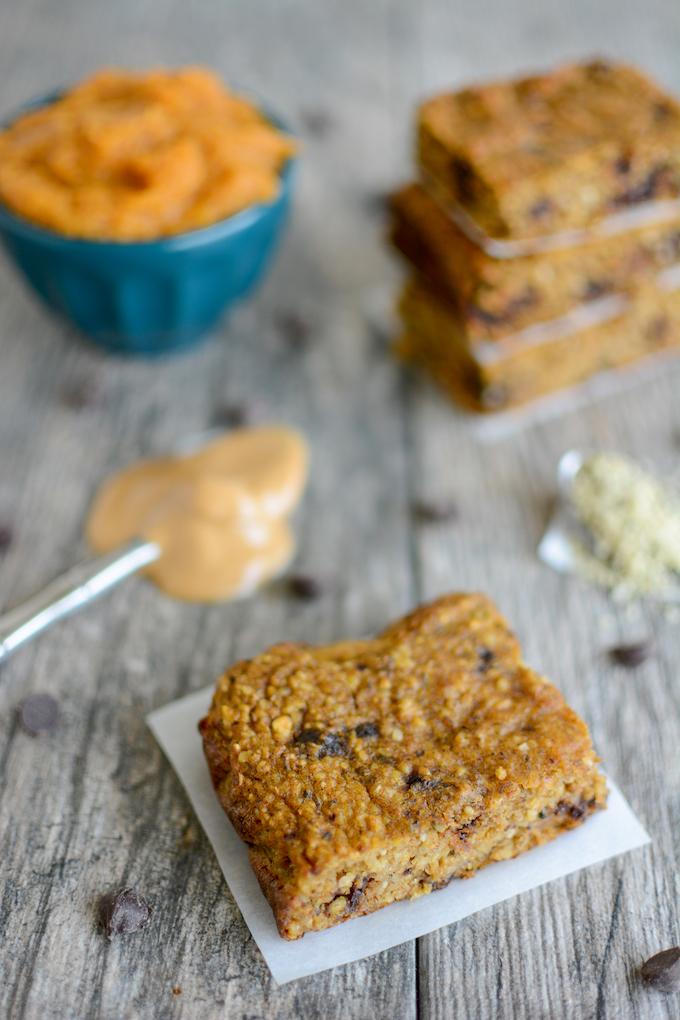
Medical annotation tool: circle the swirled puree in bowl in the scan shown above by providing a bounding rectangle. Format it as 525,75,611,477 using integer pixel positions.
87,427,308,602
0,67,296,240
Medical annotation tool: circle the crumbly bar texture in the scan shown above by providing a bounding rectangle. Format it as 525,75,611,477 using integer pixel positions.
397,276,680,412
200,593,607,939
390,183,680,341
418,60,680,239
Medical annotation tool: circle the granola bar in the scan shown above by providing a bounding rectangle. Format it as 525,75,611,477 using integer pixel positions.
418,60,680,240
200,593,606,938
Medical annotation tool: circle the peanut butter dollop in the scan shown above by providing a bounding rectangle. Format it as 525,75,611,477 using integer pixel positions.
86,426,308,602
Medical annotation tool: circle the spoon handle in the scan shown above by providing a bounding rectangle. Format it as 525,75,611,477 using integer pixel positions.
0,539,160,664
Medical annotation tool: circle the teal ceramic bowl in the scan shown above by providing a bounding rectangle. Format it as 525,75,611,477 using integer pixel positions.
0,91,296,355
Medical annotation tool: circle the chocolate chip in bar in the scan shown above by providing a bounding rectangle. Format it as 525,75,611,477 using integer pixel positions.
477,646,495,672
646,315,671,344
317,732,348,758
450,157,476,204
100,886,152,939
294,728,323,745
641,947,680,993
608,640,653,668
528,197,555,221
18,693,59,736
654,101,675,122
404,770,441,791
614,153,632,176
467,304,504,328
554,799,587,820
355,721,380,739
582,278,612,301
348,877,369,911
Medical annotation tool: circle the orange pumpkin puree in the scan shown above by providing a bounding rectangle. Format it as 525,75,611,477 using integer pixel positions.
0,67,296,241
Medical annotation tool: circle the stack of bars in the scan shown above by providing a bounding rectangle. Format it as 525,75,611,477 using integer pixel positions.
390,60,680,413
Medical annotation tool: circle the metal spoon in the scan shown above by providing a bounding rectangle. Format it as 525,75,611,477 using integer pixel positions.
537,449,589,573
0,539,160,665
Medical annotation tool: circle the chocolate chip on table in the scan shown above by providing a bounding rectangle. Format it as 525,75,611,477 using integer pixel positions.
214,399,265,428
608,641,653,668
100,887,152,939
273,311,312,349
640,947,680,993
0,523,13,555
355,721,380,738
286,574,324,600
412,498,459,524
214,405,247,427
299,107,335,137
18,693,59,736
61,376,100,410
363,189,390,215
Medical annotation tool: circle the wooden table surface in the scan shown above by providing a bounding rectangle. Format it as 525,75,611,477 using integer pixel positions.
2,2,680,1018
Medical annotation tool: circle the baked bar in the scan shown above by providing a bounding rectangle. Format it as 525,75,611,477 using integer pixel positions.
418,60,680,240
397,274,680,412
390,182,680,341
200,593,606,939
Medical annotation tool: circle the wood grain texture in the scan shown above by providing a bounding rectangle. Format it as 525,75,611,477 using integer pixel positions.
1,1,680,1018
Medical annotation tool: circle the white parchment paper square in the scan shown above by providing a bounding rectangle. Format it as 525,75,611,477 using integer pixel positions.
148,687,650,985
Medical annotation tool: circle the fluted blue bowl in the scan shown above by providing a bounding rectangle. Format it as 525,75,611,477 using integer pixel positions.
0,90,296,355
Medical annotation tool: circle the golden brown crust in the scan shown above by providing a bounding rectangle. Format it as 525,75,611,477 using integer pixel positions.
418,60,680,239
200,593,607,938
